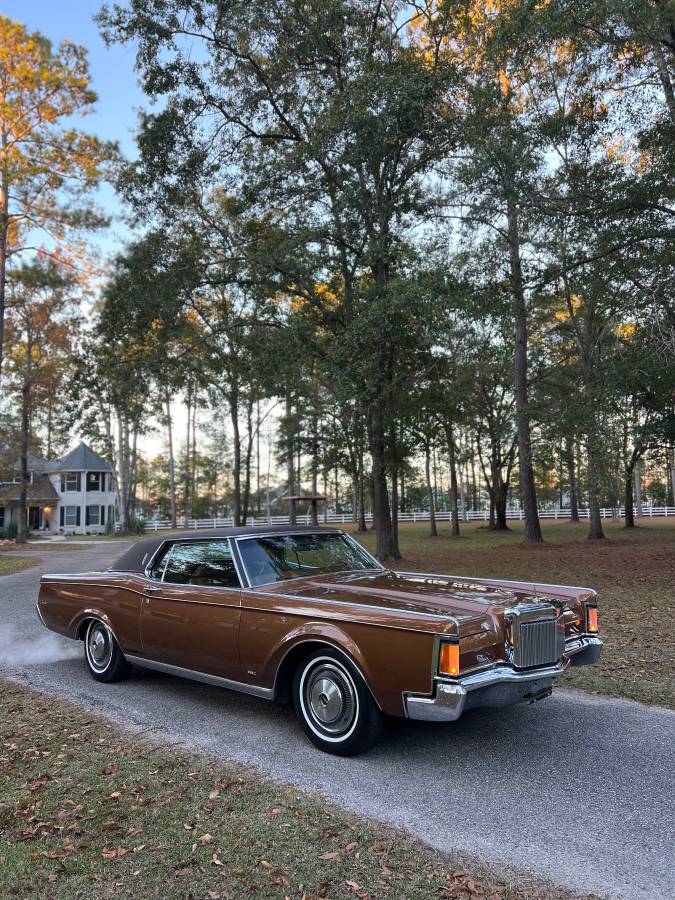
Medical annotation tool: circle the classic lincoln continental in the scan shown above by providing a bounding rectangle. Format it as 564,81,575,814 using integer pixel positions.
36,527,602,755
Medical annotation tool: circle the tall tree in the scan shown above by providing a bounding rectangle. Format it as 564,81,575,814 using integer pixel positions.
4,260,78,541
0,16,113,378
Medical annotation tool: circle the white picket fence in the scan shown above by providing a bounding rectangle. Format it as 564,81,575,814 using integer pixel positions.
132,506,675,532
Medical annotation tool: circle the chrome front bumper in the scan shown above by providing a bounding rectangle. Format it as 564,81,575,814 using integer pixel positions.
404,636,603,722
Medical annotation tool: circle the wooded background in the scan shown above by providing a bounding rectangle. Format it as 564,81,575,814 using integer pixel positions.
1,1,673,553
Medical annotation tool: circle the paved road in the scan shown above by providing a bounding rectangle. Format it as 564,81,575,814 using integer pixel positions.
1,544,674,900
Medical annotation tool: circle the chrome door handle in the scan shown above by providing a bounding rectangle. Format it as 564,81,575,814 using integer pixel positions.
144,585,162,593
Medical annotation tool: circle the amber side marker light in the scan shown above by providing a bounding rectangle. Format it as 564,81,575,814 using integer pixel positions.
439,643,460,677
587,606,598,633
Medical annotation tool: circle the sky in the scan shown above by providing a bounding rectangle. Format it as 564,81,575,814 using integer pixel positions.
4,1,144,258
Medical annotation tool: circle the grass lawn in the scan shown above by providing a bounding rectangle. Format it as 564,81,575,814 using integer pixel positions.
0,682,589,900
0,555,40,577
349,518,675,708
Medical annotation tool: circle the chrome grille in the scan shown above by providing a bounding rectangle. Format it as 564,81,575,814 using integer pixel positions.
513,618,564,669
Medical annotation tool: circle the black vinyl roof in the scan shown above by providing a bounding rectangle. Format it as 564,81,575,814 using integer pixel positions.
110,525,341,573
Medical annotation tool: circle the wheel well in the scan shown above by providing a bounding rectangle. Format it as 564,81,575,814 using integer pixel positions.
273,640,379,709
274,641,325,704
76,618,93,640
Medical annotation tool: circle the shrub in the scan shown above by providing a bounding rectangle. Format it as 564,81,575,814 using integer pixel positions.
104,517,114,535
128,516,146,535
5,521,18,540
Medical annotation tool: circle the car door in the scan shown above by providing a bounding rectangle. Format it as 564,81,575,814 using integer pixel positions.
140,539,242,680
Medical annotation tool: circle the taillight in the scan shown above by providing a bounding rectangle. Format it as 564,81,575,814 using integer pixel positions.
439,642,460,677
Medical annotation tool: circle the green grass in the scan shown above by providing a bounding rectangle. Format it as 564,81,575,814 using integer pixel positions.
349,518,675,708
0,681,589,900
0,555,40,576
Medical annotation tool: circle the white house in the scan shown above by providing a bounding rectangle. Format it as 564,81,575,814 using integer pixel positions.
0,441,116,535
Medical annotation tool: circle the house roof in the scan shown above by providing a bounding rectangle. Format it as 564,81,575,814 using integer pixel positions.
10,441,113,474
111,525,341,574
56,442,113,472
0,475,60,505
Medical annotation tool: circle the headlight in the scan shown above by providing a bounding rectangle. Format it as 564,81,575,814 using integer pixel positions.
586,605,598,633
439,642,460,676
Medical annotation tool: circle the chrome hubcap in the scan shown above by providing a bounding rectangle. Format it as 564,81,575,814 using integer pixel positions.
304,663,356,735
87,623,112,671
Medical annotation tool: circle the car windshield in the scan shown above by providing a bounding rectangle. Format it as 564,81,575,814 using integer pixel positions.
237,532,381,587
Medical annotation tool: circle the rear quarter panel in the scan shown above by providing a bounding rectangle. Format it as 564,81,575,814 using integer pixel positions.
38,573,143,653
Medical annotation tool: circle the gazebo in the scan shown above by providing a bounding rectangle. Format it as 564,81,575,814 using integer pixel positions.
282,493,326,525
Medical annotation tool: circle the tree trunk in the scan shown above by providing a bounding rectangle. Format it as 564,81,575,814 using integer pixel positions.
0,153,8,382
667,446,675,506
445,421,461,537
425,442,438,537
624,473,635,528
232,404,243,526
652,40,675,123
183,387,192,525
241,400,254,524
116,413,130,534
356,442,367,532
586,430,605,539
564,436,580,521
165,395,177,528
310,410,319,526
191,400,198,510
17,344,32,543
368,403,397,560
506,195,543,543
633,461,642,517
286,395,296,525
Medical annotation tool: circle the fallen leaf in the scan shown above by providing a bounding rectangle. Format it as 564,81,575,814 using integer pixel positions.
211,852,223,867
260,859,275,869
198,833,213,844
209,789,220,800
320,851,339,860
101,846,129,860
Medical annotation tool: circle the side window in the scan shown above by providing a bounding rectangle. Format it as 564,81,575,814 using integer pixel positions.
161,541,240,588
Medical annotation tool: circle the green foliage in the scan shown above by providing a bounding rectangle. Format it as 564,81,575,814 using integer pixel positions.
128,516,146,535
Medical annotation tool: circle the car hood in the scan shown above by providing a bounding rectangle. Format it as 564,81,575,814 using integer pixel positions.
261,569,580,632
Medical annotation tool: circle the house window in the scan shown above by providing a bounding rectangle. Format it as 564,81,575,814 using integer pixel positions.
0,507,4,528
87,472,102,491
61,473,81,492
65,506,79,527
86,505,100,526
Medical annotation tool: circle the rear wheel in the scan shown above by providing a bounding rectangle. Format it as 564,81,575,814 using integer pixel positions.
84,619,131,683
293,649,383,756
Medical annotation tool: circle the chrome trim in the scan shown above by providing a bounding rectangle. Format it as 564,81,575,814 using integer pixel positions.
35,600,48,629
143,537,244,590
228,537,247,588
405,683,467,722
125,655,274,699
404,659,570,722
397,571,597,599
565,635,603,665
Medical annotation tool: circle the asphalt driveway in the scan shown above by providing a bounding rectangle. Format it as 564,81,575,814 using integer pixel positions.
1,543,673,900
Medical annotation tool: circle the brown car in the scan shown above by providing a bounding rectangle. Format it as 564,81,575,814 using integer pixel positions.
37,526,602,755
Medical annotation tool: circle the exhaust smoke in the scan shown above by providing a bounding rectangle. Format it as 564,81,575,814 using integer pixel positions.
0,624,81,666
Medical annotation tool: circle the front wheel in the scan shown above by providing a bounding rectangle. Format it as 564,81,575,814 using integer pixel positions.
84,619,131,683
293,649,383,756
